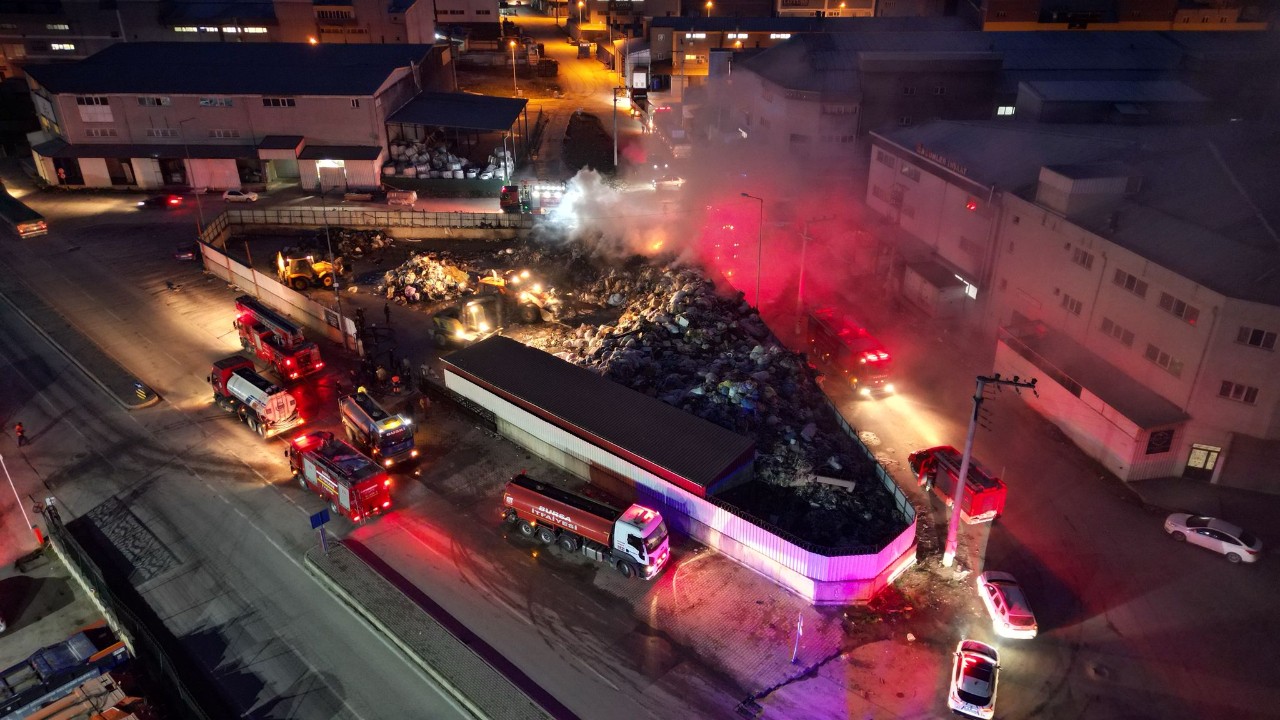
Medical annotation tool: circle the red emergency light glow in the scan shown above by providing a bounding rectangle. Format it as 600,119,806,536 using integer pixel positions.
384,478,392,487
168,196,181,205
382,500,391,508
966,199,979,211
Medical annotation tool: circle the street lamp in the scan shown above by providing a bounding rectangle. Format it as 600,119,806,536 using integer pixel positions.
318,178,350,351
612,87,625,169
578,0,584,23
509,40,519,95
705,0,713,16
740,192,764,308
177,116,206,236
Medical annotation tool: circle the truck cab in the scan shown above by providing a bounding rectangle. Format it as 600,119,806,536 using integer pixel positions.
613,504,670,579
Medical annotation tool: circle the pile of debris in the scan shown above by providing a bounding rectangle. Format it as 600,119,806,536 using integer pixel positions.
377,252,473,303
308,228,394,259
556,264,880,493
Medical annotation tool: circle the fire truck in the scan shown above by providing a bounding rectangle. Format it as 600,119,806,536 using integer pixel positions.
286,430,393,523
499,180,566,214
233,295,324,381
908,445,1007,523
501,473,670,580
208,355,304,438
338,391,418,468
806,306,894,398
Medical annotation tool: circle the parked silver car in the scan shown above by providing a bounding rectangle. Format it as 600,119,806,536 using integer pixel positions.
1164,514,1262,563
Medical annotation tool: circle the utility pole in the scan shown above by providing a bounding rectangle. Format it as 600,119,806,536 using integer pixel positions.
612,87,622,169
942,373,1037,568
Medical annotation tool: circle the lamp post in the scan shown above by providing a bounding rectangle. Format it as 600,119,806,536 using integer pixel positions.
509,39,519,95
705,0,713,16
612,87,624,169
578,0,584,23
177,117,206,236
318,180,349,352
740,192,764,308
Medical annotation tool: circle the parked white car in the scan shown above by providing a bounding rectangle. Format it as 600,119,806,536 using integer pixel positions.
977,571,1039,639
1164,514,1262,563
222,189,259,203
948,639,999,719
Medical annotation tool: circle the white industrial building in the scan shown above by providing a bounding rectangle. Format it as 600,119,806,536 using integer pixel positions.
866,120,1280,491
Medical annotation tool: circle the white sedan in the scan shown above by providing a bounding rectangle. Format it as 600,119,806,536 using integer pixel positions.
977,571,1038,639
222,189,259,203
948,639,999,719
1164,514,1262,563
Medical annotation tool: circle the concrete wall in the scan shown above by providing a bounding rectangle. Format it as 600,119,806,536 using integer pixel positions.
445,370,918,605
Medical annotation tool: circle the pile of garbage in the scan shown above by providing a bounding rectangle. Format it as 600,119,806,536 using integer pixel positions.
308,228,394,259
377,252,473,303
384,140,512,181
556,265,877,487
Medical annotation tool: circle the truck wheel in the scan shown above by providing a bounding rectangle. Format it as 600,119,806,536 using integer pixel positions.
520,304,540,324
320,274,335,289
615,559,636,579
536,526,556,545
290,277,309,292
557,534,578,553
297,474,307,490
516,519,536,538
502,510,518,526
245,417,258,434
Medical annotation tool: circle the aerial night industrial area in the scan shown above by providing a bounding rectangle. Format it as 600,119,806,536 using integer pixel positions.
0,0,1278,718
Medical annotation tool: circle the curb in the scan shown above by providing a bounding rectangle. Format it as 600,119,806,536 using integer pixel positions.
303,543,553,720
0,269,160,411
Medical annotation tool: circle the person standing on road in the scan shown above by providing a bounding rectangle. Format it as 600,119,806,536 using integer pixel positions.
14,422,28,446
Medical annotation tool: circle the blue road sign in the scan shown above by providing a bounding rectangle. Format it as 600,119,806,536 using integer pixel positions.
310,508,331,529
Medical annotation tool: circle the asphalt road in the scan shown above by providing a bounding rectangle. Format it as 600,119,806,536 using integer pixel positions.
0,192,469,719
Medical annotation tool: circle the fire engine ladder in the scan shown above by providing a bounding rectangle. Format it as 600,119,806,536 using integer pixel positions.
237,295,306,350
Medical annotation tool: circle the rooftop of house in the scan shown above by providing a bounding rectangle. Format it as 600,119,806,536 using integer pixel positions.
875,120,1280,306
23,42,436,97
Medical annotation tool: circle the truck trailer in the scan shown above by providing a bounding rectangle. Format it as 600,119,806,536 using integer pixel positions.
208,355,304,438
501,473,670,580
286,430,393,523
338,391,418,468
908,445,1006,524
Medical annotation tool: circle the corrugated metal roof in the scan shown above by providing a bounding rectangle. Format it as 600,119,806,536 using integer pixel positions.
387,92,527,132
443,336,755,496
296,144,383,161
1023,80,1209,103
22,42,434,96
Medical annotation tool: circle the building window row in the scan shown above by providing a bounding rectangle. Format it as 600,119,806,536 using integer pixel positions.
47,23,70,31
137,96,171,107
875,150,895,169
209,129,240,138
50,43,76,51
1113,268,1148,298
900,164,920,182
1218,381,1259,405
199,97,233,107
145,128,178,138
1071,247,1094,270
1144,343,1183,377
1100,317,1135,347
1237,326,1276,350
997,106,1015,116
262,97,296,108
85,128,118,138
1061,292,1083,316
1157,292,1199,326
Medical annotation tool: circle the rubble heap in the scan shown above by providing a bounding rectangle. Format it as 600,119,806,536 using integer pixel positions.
377,252,473,304
309,228,393,259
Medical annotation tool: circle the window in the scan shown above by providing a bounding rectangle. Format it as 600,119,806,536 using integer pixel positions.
1071,247,1094,270
871,185,887,202
262,97,296,107
175,26,199,32
1144,344,1183,377
769,33,791,39
477,9,492,14
1158,292,1200,325
1100,317,1135,347
875,150,896,169
1236,326,1276,350
728,32,748,39
243,26,268,33
898,116,912,126
821,103,856,115
900,165,920,182
209,129,240,138
685,32,706,39
137,96,171,107
933,85,946,96
997,106,1015,116
1061,293,1083,316
902,86,916,96
75,96,112,123
199,97,233,107
145,128,178,138
1113,269,1148,298
1145,429,1173,455
47,23,70,30
1218,381,1259,405
51,43,75,51
85,128,118,138
350,99,361,108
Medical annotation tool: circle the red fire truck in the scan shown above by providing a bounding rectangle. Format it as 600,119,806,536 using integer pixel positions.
908,445,1007,523
233,295,324,381
806,306,894,398
286,431,393,523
